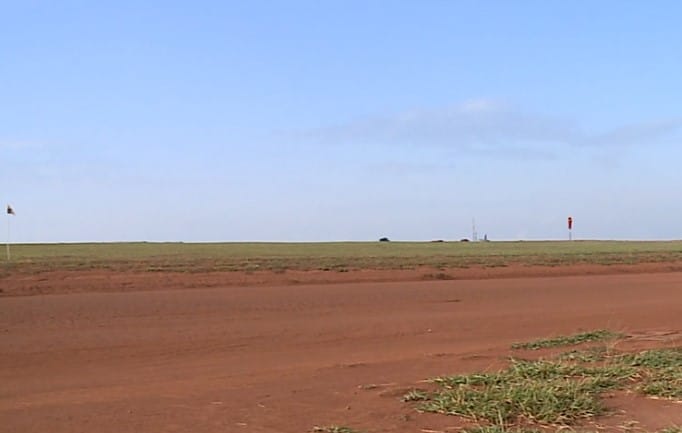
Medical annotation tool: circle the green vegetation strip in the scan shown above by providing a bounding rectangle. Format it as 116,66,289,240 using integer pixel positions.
622,348,682,399
312,426,363,433
2,240,682,275
422,359,633,425
558,341,682,399
462,428,541,433
511,330,622,350
408,346,681,428
463,428,681,433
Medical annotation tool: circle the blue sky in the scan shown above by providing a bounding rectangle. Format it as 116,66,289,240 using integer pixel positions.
2,1,681,242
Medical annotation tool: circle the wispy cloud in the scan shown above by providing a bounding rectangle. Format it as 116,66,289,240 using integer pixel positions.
297,99,682,158
582,118,682,147
0,139,42,150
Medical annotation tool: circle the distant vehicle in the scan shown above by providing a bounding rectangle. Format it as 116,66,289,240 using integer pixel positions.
379,237,390,242
460,238,470,242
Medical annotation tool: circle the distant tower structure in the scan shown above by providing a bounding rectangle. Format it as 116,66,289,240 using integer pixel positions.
472,218,478,242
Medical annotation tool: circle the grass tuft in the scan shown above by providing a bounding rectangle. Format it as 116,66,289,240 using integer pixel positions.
402,389,429,402
422,357,634,425
412,346,681,427
622,348,682,399
511,330,623,350
558,345,609,362
463,427,541,433
312,426,363,433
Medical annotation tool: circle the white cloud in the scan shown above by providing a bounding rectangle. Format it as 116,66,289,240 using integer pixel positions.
458,98,505,114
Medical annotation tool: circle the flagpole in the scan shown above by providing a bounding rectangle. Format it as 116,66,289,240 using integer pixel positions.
6,211,10,261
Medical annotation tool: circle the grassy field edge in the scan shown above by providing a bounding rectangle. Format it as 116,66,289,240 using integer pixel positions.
2,240,681,275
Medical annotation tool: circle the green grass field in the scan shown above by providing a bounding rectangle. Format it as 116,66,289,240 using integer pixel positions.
2,240,681,275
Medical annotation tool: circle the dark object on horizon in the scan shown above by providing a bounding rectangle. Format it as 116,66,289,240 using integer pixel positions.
483,234,489,242
431,239,445,243
379,237,390,242
460,238,470,242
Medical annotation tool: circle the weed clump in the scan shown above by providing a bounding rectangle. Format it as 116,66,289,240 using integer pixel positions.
407,342,681,429
421,358,634,425
511,330,622,350
312,426,363,433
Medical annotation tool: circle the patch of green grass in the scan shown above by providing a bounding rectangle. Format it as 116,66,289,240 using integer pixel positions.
432,424,680,433
312,426,363,433
412,346,680,429
464,425,682,433
422,375,607,424
557,347,682,400
511,330,623,350
621,348,682,399
563,347,682,399
621,347,682,369
558,346,609,362
463,427,541,433
424,357,636,425
641,374,682,399
422,272,455,280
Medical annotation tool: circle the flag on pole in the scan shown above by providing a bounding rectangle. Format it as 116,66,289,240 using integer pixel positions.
6,204,14,261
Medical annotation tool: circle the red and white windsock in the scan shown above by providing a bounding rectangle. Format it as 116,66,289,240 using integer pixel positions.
567,216,574,241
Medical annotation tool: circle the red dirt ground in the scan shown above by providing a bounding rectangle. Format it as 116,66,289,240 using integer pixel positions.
3,261,682,297
1,270,681,432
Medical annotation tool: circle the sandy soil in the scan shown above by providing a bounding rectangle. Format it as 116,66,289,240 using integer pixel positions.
1,272,681,432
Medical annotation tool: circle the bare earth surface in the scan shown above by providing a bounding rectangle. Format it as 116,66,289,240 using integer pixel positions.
4,261,682,297
1,270,681,432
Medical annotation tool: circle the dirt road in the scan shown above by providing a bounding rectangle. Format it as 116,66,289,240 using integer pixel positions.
2,272,681,432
